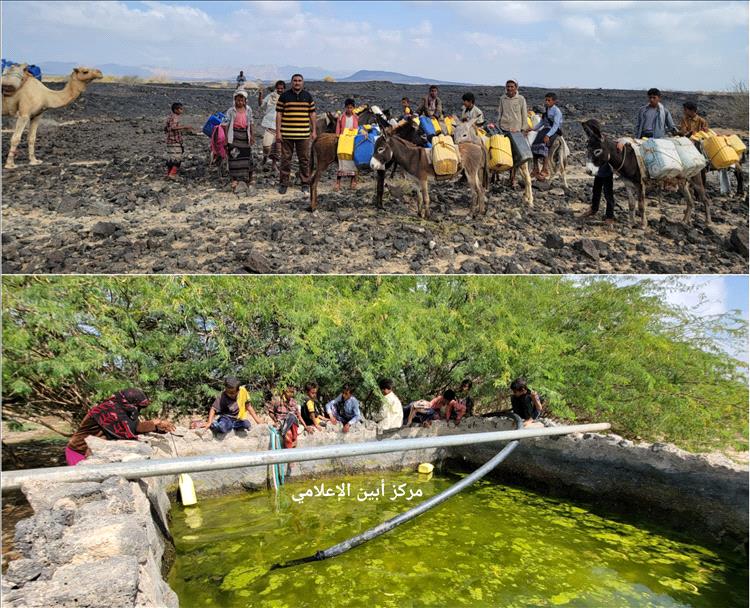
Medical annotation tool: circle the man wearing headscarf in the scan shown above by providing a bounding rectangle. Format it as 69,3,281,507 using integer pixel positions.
65,388,175,465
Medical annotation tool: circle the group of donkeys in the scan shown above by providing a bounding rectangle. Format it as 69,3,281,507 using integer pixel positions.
309,106,547,219
310,105,744,228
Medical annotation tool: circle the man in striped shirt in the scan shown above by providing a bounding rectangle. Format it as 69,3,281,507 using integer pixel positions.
275,74,317,194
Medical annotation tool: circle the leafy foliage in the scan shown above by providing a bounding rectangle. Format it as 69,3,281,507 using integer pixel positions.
2,276,746,451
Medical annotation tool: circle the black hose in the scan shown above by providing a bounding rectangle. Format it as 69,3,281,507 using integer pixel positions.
271,414,524,570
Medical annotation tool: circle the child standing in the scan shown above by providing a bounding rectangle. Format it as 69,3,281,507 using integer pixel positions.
583,163,615,225
164,102,193,179
335,98,359,191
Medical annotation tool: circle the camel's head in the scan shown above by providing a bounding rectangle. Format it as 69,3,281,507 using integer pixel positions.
72,67,104,83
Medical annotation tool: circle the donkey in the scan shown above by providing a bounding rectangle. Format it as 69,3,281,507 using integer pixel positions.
370,133,489,219
452,120,534,207
309,106,424,212
581,119,711,227
315,112,337,135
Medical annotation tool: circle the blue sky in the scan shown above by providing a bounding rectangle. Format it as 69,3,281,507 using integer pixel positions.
2,1,748,89
615,275,749,365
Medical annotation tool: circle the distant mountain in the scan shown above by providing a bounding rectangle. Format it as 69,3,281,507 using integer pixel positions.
39,61,153,77
339,70,468,86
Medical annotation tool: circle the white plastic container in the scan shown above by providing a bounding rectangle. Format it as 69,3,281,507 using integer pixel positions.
641,138,683,180
671,137,706,178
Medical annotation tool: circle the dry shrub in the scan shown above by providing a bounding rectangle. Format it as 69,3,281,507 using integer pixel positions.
726,79,749,131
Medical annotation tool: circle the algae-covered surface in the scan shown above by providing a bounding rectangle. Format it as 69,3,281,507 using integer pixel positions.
168,470,747,607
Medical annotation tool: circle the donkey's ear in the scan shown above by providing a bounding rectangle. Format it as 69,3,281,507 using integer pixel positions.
581,120,602,140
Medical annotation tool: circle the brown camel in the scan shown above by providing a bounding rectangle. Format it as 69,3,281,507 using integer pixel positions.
2,66,103,169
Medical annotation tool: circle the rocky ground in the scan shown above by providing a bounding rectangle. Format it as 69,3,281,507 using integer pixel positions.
2,81,747,274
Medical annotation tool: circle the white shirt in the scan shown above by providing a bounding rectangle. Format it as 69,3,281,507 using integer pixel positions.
260,92,280,130
380,391,403,430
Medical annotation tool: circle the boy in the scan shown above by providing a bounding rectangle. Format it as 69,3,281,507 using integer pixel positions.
404,389,458,426
378,378,403,430
509,378,544,427
528,92,563,180
259,80,286,172
678,101,709,138
457,379,475,417
268,387,307,448
207,377,262,435
400,97,413,120
634,88,677,139
300,381,326,430
164,102,193,180
582,163,616,225
460,92,485,127
325,384,363,433
416,85,444,119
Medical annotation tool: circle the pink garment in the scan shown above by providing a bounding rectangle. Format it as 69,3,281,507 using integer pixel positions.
65,446,86,466
234,110,248,129
210,125,227,160
336,112,359,135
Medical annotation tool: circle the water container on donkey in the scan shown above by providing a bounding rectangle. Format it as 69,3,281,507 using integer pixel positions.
670,137,706,177
487,134,513,172
337,128,358,161
432,134,459,176
353,126,379,169
508,132,533,165
419,115,436,137
642,138,684,179
725,134,747,157
702,135,740,169
202,112,225,137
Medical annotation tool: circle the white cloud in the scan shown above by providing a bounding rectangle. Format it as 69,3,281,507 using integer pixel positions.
662,276,728,317
245,0,302,15
562,16,598,39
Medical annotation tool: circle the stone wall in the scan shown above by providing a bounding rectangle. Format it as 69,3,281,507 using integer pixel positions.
453,419,749,548
3,417,747,606
146,420,450,495
2,438,177,608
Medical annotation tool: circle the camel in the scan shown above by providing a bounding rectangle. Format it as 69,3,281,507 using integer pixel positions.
2,66,103,169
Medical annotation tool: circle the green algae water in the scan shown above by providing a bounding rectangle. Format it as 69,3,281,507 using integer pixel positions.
168,470,747,607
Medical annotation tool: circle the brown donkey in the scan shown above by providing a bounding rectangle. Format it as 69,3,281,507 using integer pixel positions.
581,119,711,227
309,106,423,212
369,133,489,219
451,120,534,207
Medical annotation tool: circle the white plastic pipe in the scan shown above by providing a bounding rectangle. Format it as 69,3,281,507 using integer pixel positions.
1,423,611,492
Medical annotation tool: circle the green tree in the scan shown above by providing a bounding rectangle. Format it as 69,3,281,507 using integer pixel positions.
2,276,746,451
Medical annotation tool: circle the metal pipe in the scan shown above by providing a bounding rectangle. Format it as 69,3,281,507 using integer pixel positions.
1,422,610,492
272,415,525,569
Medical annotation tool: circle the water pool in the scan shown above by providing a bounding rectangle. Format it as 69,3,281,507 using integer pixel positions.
168,470,747,607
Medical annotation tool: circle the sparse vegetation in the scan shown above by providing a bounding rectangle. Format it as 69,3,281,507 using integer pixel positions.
323,75,336,83
727,79,748,131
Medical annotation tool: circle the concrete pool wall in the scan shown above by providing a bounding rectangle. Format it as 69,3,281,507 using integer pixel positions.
3,417,747,607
